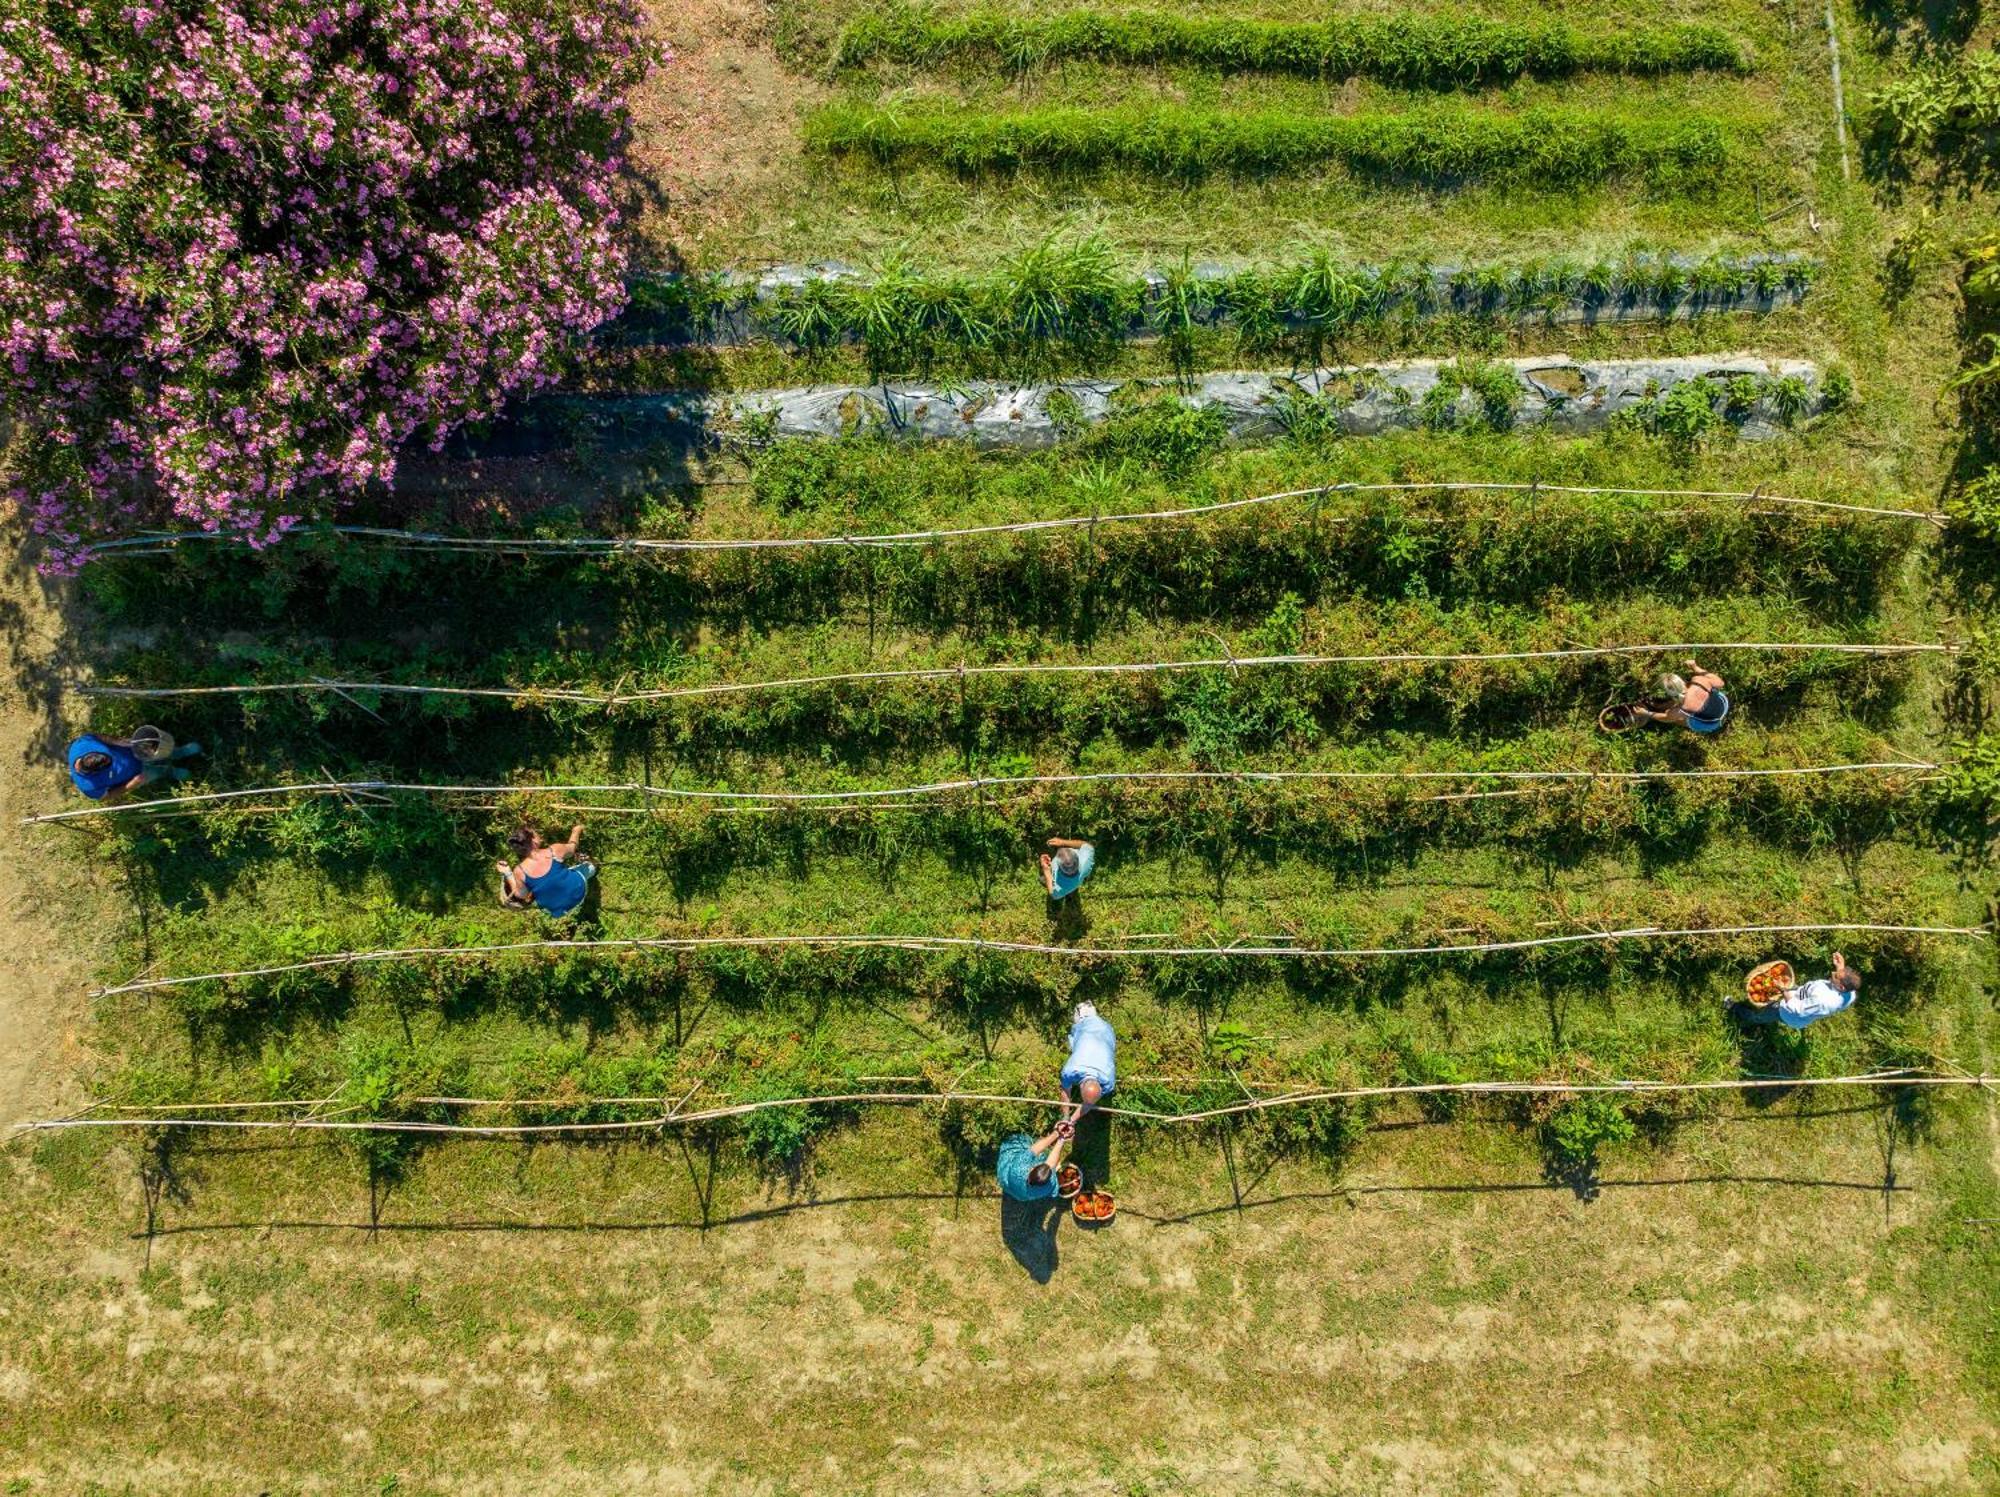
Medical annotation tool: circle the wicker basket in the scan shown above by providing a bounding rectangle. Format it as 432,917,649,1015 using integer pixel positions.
1071,1188,1116,1224
1745,959,1795,1007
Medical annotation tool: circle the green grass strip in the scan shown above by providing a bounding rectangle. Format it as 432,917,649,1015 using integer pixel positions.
805,102,1733,187
835,8,1749,85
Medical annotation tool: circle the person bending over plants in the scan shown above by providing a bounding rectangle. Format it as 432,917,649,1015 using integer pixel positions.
1060,1002,1117,1119
497,823,595,918
1040,836,1096,900
66,729,202,801
1630,658,1731,735
1728,952,1861,1030
995,1121,1074,1203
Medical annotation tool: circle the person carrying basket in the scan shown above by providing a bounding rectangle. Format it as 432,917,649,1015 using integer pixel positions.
66,726,203,802
1729,952,1861,1030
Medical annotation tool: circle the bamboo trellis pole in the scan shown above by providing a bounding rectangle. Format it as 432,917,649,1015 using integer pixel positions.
76,640,1957,710
12,1071,1990,1139
20,758,1943,826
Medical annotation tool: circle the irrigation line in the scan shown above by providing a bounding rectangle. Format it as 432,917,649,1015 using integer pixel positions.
1825,0,1852,181
89,922,1993,999
11,1071,1991,1140
76,640,1956,710
20,759,1944,826
73,482,1945,563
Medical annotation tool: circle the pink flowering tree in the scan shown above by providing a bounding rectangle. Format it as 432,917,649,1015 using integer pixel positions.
0,0,652,569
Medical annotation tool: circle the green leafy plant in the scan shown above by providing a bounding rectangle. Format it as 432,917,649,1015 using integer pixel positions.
1539,1094,1637,1164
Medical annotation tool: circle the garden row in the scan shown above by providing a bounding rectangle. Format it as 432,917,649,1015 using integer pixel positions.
81,593,1933,769
611,246,1816,360
82,488,1917,643
803,102,1734,186
91,728,1965,907
96,961,1958,1183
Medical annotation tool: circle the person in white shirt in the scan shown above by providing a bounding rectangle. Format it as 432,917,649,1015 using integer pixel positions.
1731,952,1860,1029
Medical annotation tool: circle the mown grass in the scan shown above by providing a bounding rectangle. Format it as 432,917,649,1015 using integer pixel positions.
6,1087,1988,1493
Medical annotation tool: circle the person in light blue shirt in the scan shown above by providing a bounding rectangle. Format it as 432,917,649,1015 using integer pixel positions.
1040,836,1095,901
995,1123,1071,1202
1731,952,1860,1029
1060,1001,1117,1116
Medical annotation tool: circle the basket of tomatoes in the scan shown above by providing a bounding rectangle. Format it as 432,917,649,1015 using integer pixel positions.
1744,960,1794,1007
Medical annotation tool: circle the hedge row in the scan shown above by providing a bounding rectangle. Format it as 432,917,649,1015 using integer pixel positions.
804,103,1732,187
86,474,1909,643
835,8,1749,85
114,741,1930,902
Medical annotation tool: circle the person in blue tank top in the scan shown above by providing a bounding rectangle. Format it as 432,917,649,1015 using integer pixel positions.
497,823,595,917
66,731,203,801
1630,659,1730,736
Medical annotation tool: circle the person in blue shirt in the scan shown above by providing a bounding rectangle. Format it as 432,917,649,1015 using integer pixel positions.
66,732,202,801
1039,836,1095,901
1730,952,1860,1030
995,1122,1072,1202
1060,1001,1117,1116
496,823,596,918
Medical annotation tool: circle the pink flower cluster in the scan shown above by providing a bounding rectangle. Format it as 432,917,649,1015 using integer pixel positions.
0,0,653,569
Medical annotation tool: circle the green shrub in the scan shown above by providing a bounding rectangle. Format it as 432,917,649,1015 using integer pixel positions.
1078,399,1230,479
1540,1094,1637,1163
1869,52,2000,149
1946,468,2000,542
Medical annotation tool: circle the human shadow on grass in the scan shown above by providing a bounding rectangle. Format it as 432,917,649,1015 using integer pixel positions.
1000,1195,1066,1282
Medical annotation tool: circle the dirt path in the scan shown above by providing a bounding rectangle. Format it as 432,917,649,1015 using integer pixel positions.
0,536,96,1131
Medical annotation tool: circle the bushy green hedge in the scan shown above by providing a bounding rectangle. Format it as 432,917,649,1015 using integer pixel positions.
835,8,1748,85
805,102,1732,187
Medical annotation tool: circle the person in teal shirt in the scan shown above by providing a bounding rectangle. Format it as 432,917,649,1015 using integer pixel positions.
1039,836,1095,901
996,1122,1072,1202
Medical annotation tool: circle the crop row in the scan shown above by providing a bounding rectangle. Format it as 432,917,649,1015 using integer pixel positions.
108,871,1969,1032
83,485,1915,645
85,597,1925,765
101,749,1943,914
831,9,1749,86
803,103,1733,187
612,243,1815,371
1868,51,2000,152
103,981,1954,1182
